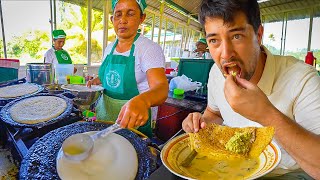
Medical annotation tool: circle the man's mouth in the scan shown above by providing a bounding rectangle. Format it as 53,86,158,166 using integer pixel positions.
223,63,241,77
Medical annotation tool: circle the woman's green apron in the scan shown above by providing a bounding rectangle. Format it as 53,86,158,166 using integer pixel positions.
54,49,72,64
96,33,152,137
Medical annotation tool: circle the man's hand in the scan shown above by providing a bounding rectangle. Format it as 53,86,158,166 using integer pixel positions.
224,74,275,124
182,112,207,133
116,96,150,128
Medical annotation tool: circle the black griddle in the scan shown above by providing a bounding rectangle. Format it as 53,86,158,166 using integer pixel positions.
0,93,73,129
19,122,157,180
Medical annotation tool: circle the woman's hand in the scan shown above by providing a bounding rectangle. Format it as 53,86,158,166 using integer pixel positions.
86,77,101,87
182,112,207,133
116,95,150,128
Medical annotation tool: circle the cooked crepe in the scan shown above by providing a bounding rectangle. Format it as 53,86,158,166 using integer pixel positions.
57,132,138,180
0,83,39,98
9,96,67,124
189,124,274,158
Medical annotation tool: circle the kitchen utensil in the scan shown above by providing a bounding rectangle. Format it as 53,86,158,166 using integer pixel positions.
43,84,64,95
26,63,53,85
55,64,74,84
20,122,157,180
180,149,198,167
62,123,121,161
58,132,138,180
61,84,103,108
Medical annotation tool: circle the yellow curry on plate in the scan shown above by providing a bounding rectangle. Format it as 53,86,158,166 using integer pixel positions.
162,124,277,180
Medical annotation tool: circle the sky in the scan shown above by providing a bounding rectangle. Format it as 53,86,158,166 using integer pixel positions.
2,0,51,41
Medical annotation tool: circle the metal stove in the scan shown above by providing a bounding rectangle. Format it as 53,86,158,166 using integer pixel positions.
0,105,82,163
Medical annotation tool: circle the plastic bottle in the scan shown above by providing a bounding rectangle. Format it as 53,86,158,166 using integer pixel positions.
83,64,89,82
305,51,316,67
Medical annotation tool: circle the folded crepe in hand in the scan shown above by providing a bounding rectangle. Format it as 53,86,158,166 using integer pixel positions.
189,124,275,158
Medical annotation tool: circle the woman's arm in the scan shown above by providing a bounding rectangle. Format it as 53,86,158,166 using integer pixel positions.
136,68,169,106
117,68,169,128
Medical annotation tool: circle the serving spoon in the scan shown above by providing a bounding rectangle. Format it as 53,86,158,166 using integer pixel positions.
62,123,121,161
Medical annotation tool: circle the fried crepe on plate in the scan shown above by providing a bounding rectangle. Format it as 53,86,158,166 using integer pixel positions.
189,124,275,159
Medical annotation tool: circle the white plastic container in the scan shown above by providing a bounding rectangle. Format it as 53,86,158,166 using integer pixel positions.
54,64,74,84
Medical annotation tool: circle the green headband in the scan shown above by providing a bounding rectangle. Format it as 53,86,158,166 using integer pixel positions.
52,30,66,39
112,0,147,12
198,38,207,45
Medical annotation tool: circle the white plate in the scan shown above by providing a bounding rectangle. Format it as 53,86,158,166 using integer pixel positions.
161,133,281,180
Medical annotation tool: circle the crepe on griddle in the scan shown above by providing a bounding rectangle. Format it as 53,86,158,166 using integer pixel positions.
189,124,275,158
10,96,67,124
0,83,39,98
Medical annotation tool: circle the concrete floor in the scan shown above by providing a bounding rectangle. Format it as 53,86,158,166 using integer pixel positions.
0,147,18,180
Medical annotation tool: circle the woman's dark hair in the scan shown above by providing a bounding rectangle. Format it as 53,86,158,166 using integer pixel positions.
199,0,261,33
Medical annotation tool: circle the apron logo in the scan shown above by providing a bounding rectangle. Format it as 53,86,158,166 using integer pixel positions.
61,53,69,60
106,70,121,88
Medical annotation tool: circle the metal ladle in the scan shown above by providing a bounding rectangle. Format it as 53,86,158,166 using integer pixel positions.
62,123,121,161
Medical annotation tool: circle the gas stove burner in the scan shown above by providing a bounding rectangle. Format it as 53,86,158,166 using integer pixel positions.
1,107,82,163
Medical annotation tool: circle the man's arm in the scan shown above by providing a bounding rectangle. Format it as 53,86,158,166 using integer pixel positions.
263,108,320,179
224,74,320,179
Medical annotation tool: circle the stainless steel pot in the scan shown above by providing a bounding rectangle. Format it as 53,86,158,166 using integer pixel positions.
26,63,53,85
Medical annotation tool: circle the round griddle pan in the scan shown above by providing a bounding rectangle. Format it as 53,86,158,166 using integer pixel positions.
0,93,73,129
0,82,44,107
19,122,157,180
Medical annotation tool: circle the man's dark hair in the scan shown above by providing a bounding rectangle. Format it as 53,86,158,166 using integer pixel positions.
199,0,261,33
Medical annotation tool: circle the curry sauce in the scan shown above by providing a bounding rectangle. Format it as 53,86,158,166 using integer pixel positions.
181,155,260,180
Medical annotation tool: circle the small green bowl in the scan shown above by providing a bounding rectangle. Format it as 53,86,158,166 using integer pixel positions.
173,88,184,96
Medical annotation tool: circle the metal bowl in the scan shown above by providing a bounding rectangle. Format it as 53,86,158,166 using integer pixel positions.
43,84,64,95
61,84,104,107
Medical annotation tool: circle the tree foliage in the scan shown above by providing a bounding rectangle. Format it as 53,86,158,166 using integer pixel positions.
6,31,50,64
2,1,112,65
57,2,104,64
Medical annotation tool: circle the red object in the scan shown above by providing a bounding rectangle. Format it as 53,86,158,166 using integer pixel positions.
155,103,193,141
165,68,174,74
0,58,19,62
305,51,317,67
0,59,20,69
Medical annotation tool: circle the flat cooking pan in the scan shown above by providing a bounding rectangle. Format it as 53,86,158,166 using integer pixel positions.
0,81,44,107
0,93,73,129
19,122,157,180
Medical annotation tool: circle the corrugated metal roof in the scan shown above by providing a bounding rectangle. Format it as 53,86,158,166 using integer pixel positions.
260,0,320,22
63,0,320,30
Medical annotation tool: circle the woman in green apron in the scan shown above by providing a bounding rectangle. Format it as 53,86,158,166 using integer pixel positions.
44,29,77,72
87,0,168,138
